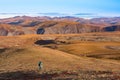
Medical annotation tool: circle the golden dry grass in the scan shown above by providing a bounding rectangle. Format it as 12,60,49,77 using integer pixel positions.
1,45,120,73
0,32,120,73
56,41,120,59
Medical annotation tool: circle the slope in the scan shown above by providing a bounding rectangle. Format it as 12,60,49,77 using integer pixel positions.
0,34,120,73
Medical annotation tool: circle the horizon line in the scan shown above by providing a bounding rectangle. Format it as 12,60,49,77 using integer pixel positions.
0,13,120,19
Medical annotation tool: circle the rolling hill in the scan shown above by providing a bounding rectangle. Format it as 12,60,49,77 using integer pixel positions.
0,32,120,79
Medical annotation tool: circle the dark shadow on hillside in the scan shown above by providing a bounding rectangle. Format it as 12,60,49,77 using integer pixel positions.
35,40,55,45
37,28,45,34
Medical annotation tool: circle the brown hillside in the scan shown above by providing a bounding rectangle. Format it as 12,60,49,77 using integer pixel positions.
0,24,25,36
0,33,120,73
36,21,102,34
0,33,120,79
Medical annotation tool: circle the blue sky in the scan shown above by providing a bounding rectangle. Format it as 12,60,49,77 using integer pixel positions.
0,0,120,18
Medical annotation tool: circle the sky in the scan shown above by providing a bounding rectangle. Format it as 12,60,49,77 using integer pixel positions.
0,0,120,18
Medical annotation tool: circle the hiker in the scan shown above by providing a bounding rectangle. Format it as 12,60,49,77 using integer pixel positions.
38,61,43,70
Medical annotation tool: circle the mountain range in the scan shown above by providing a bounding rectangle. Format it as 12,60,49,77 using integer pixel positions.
0,16,120,36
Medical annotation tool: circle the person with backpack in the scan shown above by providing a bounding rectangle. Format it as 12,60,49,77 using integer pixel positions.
38,61,43,70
